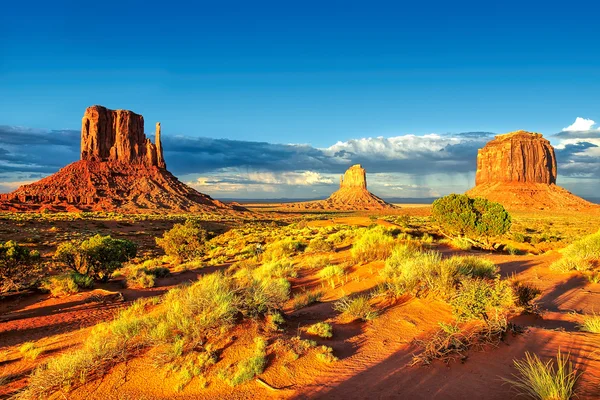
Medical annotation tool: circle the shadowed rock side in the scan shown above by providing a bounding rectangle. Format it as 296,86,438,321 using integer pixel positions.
287,164,396,210
467,130,596,211
0,106,233,213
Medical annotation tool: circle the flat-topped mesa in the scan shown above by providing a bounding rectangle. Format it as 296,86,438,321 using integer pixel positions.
81,105,166,168
340,164,367,189
475,130,557,186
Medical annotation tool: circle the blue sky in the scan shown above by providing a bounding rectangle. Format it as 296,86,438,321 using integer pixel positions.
1,1,599,199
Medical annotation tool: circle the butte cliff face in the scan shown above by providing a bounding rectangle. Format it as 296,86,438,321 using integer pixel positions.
81,105,166,168
467,131,594,211
475,130,556,186
288,164,395,210
0,106,233,213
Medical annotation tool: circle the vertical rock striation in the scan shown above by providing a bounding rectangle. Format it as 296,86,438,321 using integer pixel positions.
81,105,165,168
340,164,368,189
474,131,557,185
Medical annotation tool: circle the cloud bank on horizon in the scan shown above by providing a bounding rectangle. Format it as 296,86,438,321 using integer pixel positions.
0,117,598,200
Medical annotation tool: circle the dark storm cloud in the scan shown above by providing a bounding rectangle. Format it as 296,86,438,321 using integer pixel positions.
553,130,600,139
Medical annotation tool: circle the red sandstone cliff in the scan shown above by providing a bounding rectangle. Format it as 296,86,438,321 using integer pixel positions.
467,131,594,211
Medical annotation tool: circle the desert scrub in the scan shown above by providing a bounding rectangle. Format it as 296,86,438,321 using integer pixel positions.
318,264,346,288
333,295,377,321
577,312,600,333
19,342,43,361
292,289,324,310
262,238,306,262
504,350,579,400
40,272,93,297
443,256,498,279
305,237,335,253
252,259,298,280
54,234,137,281
225,337,267,386
0,240,41,293
512,281,541,313
380,245,441,297
304,255,332,269
550,230,600,272
351,227,396,263
156,219,208,262
315,345,338,363
450,278,513,322
306,322,333,338
449,237,472,251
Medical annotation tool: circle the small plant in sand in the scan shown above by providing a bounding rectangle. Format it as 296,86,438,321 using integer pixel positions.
292,289,324,310
19,342,43,361
306,322,333,338
225,337,267,386
577,311,600,333
333,295,377,322
503,350,579,400
156,219,207,262
315,345,338,363
318,265,346,288
512,281,541,314
305,237,335,253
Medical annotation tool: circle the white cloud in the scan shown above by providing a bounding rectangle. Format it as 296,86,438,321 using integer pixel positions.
562,117,599,132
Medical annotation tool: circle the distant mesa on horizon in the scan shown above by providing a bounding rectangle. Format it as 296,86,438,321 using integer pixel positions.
286,164,396,211
0,105,237,213
466,130,596,211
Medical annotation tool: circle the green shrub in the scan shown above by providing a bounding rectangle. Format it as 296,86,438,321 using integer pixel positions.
504,350,578,400
126,269,155,289
443,256,498,279
0,240,41,293
550,258,593,273
236,277,290,317
512,232,526,243
333,295,377,321
449,237,472,250
351,227,396,263
54,235,137,281
156,220,207,262
253,259,297,280
306,322,333,338
432,194,511,245
450,279,513,322
380,245,442,297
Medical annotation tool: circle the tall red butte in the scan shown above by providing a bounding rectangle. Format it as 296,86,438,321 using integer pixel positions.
466,130,595,211
0,105,232,213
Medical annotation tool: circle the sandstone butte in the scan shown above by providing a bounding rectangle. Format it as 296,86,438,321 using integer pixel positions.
0,105,235,213
288,164,395,210
466,130,596,211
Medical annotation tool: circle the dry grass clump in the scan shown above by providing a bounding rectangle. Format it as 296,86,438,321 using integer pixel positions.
351,227,396,263
40,272,94,297
315,345,338,363
19,342,43,361
292,289,324,310
333,295,377,322
318,265,347,288
577,312,600,333
503,350,579,400
306,322,333,338
550,230,600,273
305,237,335,253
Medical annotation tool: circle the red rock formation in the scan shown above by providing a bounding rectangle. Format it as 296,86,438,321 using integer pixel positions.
475,131,557,185
80,105,165,168
287,164,395,211
467,130,595,211
0,105,235,213
340,164,367,189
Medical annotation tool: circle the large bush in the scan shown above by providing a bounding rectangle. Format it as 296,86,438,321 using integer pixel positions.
54,235,137,281
0,240,41,293
431,194,511,245
156,220,208,262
